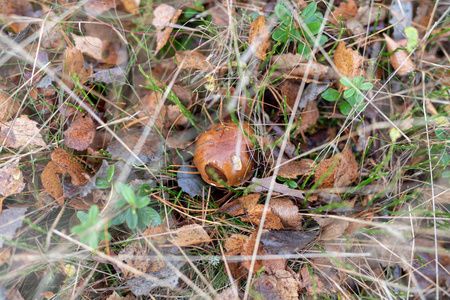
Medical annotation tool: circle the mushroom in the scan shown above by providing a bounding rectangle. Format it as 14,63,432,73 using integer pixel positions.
193,122,255,187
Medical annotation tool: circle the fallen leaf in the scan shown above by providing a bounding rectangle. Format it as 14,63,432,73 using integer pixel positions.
214,287,239,300
289,62,330,79
166,104,188,127
241,204,283,229
85,0,116,16
62,47,90,89
177,163,207,198
241,231,264,273
51,148,90,186
260,230,318,254
120,0,140,14
271,53,307,70
0,207,27,247
249,177,305,199
280,80,300,111
89,67,126,85
169,224,211,247
218,193,261,216
254,270,299,300
135,90,166,129
0,0,33,33
41,161,65,204
118,243,165,280
314,147,359,189
314,216,350,240
224,234,248,255
71,34,104,61
334,41,364,90
347,5,387,36
299,100,319,132
0,160,25,203
278,159,316,179
63,114,96,151
329,0,357,25
269,198,302,230
248,15,271,60
384,34,415,76
0,115,46,148
0,90,20,122
152,4,182,54
175,51,212,71
0,247,11,267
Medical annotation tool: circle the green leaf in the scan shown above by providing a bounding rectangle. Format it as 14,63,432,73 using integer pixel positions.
344,88,355,98
301,2,317,20
435,129,447,141
339,101,352,115
111,212,125,226
353,76,364,87
297,42,311,59
107,165,115,182
85,233,99,249
442,149,450,165
136,207,153,230
284,180,298,189
405,27,418,40
272,29,288,42
306,21,321,35
321,88,340,102
126,210,138,230
275,4,291,20
96,177,111,189
77,211,89,223
147,208,162,228
442,171,450,178
135,196,151,209
119,184,136,206
359,82,373,91
88,205,99,224
340,77,353,88
71,223,88,235
355,92,364,103
318,35,328,46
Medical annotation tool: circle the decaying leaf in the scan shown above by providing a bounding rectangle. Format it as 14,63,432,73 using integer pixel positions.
314,147,359,189
118,243,165,280
314,216,350,241
278,159,316,179
175,51,212,71
166,104,188,127
241,204,283,229
384,34,415,76
271,54,307,70
218,193,260,216
329,0,357,25
85,0,117,16
224,234,248,255
0,160,24,199
62,47,90,89
177,163,207,198
63,114,96,151
269,198,302,230
136,91,166,129
260,230,318,254
254,270,299,300
248,15,271,60
51,148,90,186
334,42,364,90
120,0,140,14
169,224,211,247
152,4,182,54
347,5,387,36
249,177,305,199
71,34,104,61
299,100,319,132
0,115,46,148
0,90,20,122
0,207,27,247
41,161,65,204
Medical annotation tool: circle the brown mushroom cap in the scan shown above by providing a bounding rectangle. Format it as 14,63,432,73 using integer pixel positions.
193,122,255,187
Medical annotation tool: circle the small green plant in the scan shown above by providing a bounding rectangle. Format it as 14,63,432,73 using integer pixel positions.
111,182,162,231
95,165,115,189
322,76,373,115
277,176,298,189
405,27,419,53
272,2,327,59
70,205,111,249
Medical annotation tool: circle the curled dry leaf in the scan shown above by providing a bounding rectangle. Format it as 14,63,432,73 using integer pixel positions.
152,4,182,54
329,0,357,25
71,34,103,61
193,122,255,187
41,161,65,205
85,0,117,16
168,224,211,247
224,234,248,255
254,270,299,300
175,51,212,71
269,198,302,230
0,115,46,148
117,243,165,280
384,34,415,75
314,147,359,189
241,204,283,230
334,42,364,90
278,159,316,179
51,148,90,186
218,193,260,216
63,47,90,89
248,15,271,60
63,114,96,151
271,53,307,70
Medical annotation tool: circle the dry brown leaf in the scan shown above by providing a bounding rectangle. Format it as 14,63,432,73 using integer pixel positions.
241,231,264,273
280,80,300,111
289,63,330,79
271,54,307,70
120,0,140,14
166,104,188,127
269,198,302,230
214,287,239,300
334,42,364,90
330,0,357,25
0,247,11,267
63,47,90,89
0,115,46,148
218,193,261,216
41,161,65,205
260,230,318,254
169,224,211,247
0,0,33,33
136,91,166,129
278,159,316,179
344,208,375,234
248,15,271,60
314,147,359,189
165,136,191,149
85,0,116,16
117,243,165,280
347,6,387,36
152,4,182,54
314,216,349,241
175,51,212,71
63,114,96,151
0,90,20,122
254,270,299,300
384,34,415,76
299,100,319,132
0,161,25,213
250,177,305,199
241,204,283,230
224,234,248,255
71,34,103,61
51,148,90,186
